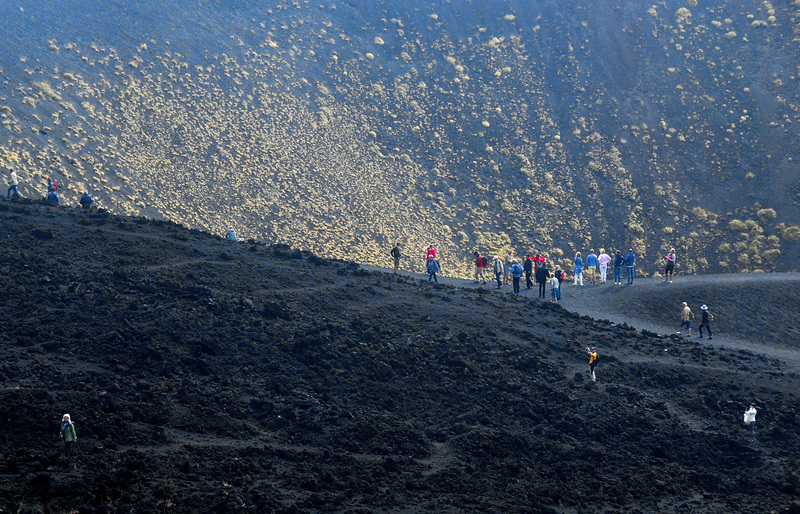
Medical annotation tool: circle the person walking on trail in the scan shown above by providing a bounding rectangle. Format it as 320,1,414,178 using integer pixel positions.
598,248,611,284
47,177,58,193
573,252,584,286
585,250,598,285
613,250,624,285
61,414,77,452
7,169,19,198
390,243,402,273
743,404,757,440
625,249,636,285
664,248,676,283
504,250,514,285
676,302,693,337
586,347,598,382
473,252,488,285
426,255,440,284
79,191,93,209
524,255,534,290
493,255,504,289
698,304,713,340
550,271,560,303
510,258,523,295
553,265,564,300
225,226,237,241
535,261,550,299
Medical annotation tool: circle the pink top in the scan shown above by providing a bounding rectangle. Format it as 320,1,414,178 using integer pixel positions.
598,253,612,266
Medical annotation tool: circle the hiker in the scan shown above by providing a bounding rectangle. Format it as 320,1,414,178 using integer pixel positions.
573,252,583,286
598,248,611,284
625,249,636,284
473,252,487,285
698,304,713,340
743,404,757,439
585,249,598,285
613,250,624,285
524,254,534,289
60,414,77,452
664,248,676,283
46,189,60,206
7,169,19,198
550,269,560,303
586,347,598,382
47,177,58,193
79,191,93,209
390,243,402,273
535,260,550,299
504,250,514,285
492,255,504,289
225,226,237,241
677,302,693,337
510,258,523,295
553,265,564,300
426,255,440,284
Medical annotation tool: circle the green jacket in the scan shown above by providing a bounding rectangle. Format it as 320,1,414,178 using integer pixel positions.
62,421,77,443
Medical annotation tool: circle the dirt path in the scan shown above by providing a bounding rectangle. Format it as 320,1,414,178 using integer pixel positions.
362,263,800,374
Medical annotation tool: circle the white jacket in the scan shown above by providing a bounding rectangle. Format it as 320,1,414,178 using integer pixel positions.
743,407,757,424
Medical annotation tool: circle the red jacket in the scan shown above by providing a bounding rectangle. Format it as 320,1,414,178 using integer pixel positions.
475,254,484,268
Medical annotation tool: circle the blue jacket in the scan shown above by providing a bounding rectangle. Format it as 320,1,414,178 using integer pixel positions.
80,194,93,207
426,258,440,275
511,262,523,278
625,252,636,266
574,257,583,273
614,254,625,267
586,254,598,267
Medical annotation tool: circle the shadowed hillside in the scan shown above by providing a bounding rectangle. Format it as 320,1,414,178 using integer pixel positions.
1,0,799,277
1,198,800,512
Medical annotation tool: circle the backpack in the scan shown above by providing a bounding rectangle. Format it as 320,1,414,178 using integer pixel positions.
481,255,489,267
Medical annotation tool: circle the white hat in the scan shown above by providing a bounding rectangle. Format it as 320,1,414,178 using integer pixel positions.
700,304,708,310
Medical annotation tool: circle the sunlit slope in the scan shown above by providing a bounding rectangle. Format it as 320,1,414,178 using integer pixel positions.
0,0,798,276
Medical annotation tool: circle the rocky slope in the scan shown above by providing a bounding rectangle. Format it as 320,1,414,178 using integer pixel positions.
1,198,799,513
1,0,799,276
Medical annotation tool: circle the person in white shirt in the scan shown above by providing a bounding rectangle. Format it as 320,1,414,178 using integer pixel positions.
743,404,757,439
225,226,237,241
597,248,611,284
7,169,19,198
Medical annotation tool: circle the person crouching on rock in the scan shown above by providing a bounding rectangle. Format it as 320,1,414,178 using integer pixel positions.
47,189,60,206
426,255,440,284
225,226,237,241
61,414,77,452
79,191,93,209
586,347,598,382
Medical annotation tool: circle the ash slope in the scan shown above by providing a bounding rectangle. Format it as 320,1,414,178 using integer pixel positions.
1,198,799,513
1,0,799,277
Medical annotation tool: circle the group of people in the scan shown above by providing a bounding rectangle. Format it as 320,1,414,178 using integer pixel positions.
573,248,638,286
4,170,94,208
676,302,714,340
481,251,565,301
